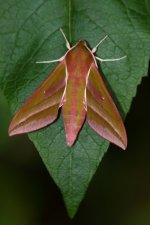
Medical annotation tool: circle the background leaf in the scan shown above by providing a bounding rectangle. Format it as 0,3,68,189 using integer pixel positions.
0,0,149,217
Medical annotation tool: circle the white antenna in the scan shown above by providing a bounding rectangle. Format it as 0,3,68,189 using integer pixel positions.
92,35,108,53
60,28,71,49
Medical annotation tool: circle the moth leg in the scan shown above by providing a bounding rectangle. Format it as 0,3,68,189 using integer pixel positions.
60,28,71,50
36,55,65,64
96,55,127,62
92,35,108,53
92,35,126,62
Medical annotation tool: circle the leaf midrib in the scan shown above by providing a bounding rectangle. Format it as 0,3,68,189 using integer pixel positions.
68,0,72,42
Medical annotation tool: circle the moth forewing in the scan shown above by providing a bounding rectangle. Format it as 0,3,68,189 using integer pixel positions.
9,62,66,136
86,65,127,150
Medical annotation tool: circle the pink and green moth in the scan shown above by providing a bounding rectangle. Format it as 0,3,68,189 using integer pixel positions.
9,29,127,149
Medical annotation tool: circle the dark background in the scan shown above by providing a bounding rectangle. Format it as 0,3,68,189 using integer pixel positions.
0,67,149,225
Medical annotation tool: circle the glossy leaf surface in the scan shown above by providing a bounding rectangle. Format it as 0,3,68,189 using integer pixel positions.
0,0,149,218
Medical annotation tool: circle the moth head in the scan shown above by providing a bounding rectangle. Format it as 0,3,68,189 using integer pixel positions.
78,40,88,47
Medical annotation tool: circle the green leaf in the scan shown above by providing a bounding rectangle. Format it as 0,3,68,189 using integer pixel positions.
0,0,149,218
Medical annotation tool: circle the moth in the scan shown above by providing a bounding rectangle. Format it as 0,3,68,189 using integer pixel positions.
9,29,127,149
